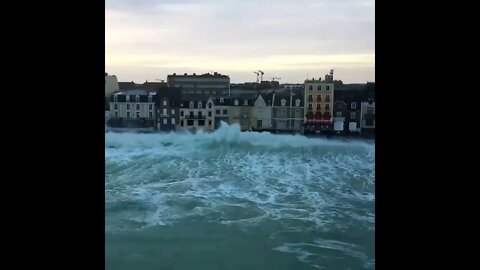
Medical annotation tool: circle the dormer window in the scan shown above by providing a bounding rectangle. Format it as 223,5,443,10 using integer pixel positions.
198,101,203,109
114,95,118,102
243,99,248,105
135,95,139,102
148,95,152,103
189,101,194,109
295,99,300,107
163,100,167,106
281,99,286,107
220,98,224,103
126,95,130,102
208,102,212,108
234,99,239,105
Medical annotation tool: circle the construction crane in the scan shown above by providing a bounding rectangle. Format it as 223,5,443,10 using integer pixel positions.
253,71,260,83
271,77,281,82
258,70,264,82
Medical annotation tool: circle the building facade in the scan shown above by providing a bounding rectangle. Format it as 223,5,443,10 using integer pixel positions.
108,90,156,131
213,97,231,129
167,72,230,97
155,87,181,132
360,101,375,138
253,93,273,130
179,97,215,131
227,96,255,131
272,91,304,132
303,71,335,134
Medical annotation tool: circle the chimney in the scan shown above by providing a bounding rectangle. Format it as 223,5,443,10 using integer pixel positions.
184,73,187,75
193,73,196,75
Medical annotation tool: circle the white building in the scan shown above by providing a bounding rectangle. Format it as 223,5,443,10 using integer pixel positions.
253,94,273,130
108,90,156,131
178,97,215,131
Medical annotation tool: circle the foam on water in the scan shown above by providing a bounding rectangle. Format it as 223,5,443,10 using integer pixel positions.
106,123,375,268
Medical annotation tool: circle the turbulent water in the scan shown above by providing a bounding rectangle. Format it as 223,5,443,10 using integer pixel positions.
105,123,375,270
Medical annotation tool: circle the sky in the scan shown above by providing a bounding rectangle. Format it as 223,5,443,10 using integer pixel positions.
106,0,375,84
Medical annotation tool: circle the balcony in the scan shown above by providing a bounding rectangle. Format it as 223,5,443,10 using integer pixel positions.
185,115,206,119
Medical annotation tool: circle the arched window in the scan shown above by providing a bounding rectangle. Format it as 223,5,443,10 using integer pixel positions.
135,95,139,102
220,98,224,103
281,99,286,106
295,99,300,107
189,101,194,109
234,99,239,105
198,101,203,109
208,102,212,108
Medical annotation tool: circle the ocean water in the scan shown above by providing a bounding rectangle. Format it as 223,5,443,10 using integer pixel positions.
105,123,375,270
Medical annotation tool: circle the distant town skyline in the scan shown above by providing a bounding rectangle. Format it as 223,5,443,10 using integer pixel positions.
106,0,375,84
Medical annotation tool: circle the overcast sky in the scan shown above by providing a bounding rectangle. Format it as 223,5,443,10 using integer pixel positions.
106,0,375,83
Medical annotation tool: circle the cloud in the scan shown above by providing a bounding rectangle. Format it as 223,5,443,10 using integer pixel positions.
106,0,375,83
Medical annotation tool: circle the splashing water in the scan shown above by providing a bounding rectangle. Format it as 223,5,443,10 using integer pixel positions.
106,123,375,270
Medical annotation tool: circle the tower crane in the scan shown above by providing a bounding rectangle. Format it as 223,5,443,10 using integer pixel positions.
258,70,264,82
253,71,260,83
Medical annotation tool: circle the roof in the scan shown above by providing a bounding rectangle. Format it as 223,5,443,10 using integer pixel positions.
167,72,229,78
272,92,304,106
113,89,154,96
334,83,368,91
180,98,214,108
118,81,168,92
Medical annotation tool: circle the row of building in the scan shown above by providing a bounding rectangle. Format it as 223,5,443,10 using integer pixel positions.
105,71,375,137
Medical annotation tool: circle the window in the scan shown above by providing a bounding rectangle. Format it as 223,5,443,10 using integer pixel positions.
223,109,228,115
222,90,228,95
234,99,239,105
135,95,139,102
114,104,118,110
244,99,248,105
277,109,286,118
126,95,130,102
316,95,321,102
212,90,217,95
367,108,374,114
351,102,356,109
198,111,203,118
208,111,212,117
308,104,313,110
171,118,175,125
308,95,313,101
114,95,118,102
308,85,313,90
326,85,330,91
127,112,130,118
136,104,140,111
181,120,184,126
295,99,301,107
257,120,262,128
351,112,356,119
171,109,175,114
325,95,330,102
114,111,118,118
281,99,286,107
336,112,342,117
189,101,194,109
204,90,210,95
149,104,153,110
366,118,374,126
220,98,224,103
163,118,167,124
317,85,321,91
149,111,153,118
187,120,194,126
127,104,130,110
325,104,330,110
181,111,184,116
198,101,203,109
198,120,205,126
316,104,321,110
208,120,212,125
208,102,212,108
216,109,220,114
189,111,194,118
163,109,167,115
148,95,152,102
295,109,301,118
136,112,140,118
